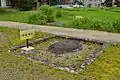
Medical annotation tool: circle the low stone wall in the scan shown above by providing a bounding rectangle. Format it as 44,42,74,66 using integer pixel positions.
10,35,56,51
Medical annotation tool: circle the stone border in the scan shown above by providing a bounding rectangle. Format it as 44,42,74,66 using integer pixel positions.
9,35,56,52
9,35,108,74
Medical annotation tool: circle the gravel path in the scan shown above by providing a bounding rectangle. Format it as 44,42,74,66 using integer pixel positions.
0,21,120,43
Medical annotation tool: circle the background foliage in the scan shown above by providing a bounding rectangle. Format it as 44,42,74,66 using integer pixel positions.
16,0,34,11
29,5,55,24
1,7,120,33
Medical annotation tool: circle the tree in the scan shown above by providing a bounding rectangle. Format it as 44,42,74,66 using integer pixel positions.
10,0,18,7
16,0,34,11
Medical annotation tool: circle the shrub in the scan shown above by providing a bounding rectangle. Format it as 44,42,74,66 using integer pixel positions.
47,15,55,22
70,17,91,29
39,5,51,15
16,0,34,11
28,13,47,25
29,5,55,25
56,10,62,18
68,17,116,32
39,5,55,22
72,18,82,27
90,19,102,30
112,18,120,33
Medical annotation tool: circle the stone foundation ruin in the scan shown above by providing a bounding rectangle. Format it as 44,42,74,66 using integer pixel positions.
9,35,108,74
48,40,83,54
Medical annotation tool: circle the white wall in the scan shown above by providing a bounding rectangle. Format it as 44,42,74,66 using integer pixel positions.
81,0,102,7
1,0,7,7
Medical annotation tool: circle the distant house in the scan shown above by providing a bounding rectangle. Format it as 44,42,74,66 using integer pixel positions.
104,0,120,7
59,0,103,7
0,0,11,7
0,0,111,8
60,0,74,4
80,0,103,7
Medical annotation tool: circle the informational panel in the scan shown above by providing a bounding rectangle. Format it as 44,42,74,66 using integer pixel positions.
20,29,35,40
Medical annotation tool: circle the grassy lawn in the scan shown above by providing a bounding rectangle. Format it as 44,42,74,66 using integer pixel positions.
0,10,30,23
0,8,120,22
57,8,120,22
0,27,120,80
1,7,120,33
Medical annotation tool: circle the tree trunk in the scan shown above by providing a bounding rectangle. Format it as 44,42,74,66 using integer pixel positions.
10,0,18,7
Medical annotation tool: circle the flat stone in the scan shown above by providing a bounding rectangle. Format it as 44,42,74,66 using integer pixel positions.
65,67,70,71
21,46,35,53
58,67,64,70
21,46,34,51
81,65,85,68
79,69,83,71
70,70,75,73
48,40,83,54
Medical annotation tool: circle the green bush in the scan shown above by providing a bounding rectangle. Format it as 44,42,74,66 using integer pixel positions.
90,19,102,30
28,13,47,25
16,0,34,11
56,10,62,18
39,5,55,22
68,17,117,32
70,17,91,29
39,5,51,15
29,5,55,25
112,18,120,33
47,15,55,22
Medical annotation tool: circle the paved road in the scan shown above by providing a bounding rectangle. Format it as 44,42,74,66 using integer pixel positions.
0,21,120,43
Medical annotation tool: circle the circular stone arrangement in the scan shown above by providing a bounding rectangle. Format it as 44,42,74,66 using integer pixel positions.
48,40,83,54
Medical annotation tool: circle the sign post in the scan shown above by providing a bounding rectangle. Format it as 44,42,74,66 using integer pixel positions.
26,39,29,48
20,27,35,53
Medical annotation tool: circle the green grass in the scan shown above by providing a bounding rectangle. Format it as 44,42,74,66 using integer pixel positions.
1,8,120,23
0,8,38,23
0,27,120,80
1,7,120,33
60,8,120,20
0,11,30,23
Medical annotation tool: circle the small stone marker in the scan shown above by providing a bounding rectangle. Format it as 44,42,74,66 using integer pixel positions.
48,40,83,54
